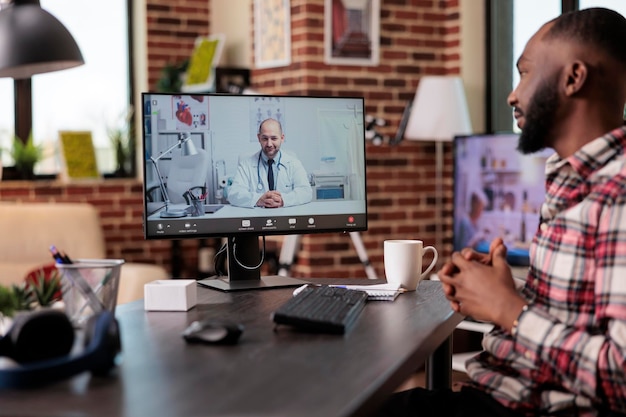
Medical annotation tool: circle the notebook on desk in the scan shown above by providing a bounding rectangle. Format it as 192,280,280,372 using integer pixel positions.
293,283,403,301
329,283,404,301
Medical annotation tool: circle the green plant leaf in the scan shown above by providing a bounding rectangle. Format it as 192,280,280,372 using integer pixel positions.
0,285,19,317
10,131,43,173
0,283,33,317
29,270,62,307
107,106,135,175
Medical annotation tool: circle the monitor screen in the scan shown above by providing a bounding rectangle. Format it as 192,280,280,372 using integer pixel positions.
452,133,552,266
141,93,367,290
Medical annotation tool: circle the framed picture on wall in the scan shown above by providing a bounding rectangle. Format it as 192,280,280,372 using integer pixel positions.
254,0,291,69
59,131,100,181
324,0,380,66
182,34,225,93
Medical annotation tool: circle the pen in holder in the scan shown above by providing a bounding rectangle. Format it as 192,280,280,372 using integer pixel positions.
190,199,205,216
56,259,125,328
185,188,206,217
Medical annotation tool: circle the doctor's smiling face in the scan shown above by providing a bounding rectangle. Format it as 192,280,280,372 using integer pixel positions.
257,118,284,159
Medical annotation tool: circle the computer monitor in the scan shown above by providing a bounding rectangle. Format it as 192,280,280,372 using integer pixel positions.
452,133,552,266
142,93,367,290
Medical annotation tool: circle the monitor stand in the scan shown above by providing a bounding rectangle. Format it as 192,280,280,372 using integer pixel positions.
197,235,309,292
198,274,308,291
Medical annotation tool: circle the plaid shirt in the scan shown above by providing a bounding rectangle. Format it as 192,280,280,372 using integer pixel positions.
466,126,626,416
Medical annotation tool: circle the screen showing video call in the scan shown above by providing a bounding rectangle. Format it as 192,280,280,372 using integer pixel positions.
452,133,553,266
142,93,368,239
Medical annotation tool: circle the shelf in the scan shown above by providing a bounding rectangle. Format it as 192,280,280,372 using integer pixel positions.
481,168,520,175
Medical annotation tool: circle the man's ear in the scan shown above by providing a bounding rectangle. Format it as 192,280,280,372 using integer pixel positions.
564,60,588,96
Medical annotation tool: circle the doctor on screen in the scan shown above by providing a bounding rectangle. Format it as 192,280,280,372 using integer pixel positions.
228,118,313,208
454,190,490,250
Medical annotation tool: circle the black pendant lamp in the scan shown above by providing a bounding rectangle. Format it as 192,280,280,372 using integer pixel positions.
0,0,84,79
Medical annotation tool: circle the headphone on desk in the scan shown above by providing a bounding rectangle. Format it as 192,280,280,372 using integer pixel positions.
0,309,121,389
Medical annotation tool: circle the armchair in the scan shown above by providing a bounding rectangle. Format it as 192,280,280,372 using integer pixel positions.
0,202,169,305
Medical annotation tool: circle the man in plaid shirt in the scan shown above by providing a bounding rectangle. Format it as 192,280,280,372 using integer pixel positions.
377,7,626,417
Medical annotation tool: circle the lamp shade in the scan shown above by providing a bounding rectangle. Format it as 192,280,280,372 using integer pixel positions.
0,0,84,79
180,132,198,156
404,76,472,142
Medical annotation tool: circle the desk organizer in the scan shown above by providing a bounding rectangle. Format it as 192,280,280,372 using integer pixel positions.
144,279,197,311
56,258,125,327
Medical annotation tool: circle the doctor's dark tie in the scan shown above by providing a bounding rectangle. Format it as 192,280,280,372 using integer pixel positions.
267,159,275,191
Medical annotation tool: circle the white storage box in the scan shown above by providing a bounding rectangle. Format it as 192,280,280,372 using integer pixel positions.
144,279,197,311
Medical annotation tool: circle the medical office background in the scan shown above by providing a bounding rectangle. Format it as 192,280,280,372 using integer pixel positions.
145,94,366,208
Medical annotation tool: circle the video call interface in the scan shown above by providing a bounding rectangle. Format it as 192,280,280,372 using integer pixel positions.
142,93,368,239
452,133,552,266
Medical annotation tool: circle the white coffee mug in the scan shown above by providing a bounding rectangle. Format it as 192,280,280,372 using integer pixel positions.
384,240,438,291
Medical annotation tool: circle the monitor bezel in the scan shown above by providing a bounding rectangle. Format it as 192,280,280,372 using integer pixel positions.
141,92,368,291
141,92,368,243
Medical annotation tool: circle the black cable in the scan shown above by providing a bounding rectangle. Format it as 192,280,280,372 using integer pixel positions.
214,241,228,276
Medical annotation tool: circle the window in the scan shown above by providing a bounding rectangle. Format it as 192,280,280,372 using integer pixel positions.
580,0,626,14
0,78,12,163
487,0,625,132
0,0,131,176
512,1,561,111
487,0,561,133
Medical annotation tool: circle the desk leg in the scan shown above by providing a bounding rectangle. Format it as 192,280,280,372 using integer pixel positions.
426,334,453,390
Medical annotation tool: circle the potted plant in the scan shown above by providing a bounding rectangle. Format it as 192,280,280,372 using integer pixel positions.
8,132,44,180
0,270,62,335
107,107,136,178
156,60,189,93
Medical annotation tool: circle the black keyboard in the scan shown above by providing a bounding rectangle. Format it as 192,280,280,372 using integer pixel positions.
271,285,368,334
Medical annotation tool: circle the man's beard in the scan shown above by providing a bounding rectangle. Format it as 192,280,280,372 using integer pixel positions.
517,79,560,155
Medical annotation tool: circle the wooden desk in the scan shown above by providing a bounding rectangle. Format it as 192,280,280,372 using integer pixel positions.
0,280,463,417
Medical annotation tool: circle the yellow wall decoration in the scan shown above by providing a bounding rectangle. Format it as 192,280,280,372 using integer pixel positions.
59,131,100,180
182,34,225,93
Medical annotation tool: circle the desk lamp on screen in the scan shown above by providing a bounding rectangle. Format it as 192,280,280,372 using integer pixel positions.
150,132,197,218
401,76,473,250
142,93,368,291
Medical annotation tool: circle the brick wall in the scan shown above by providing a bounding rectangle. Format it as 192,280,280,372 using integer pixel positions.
146,0,212,90
0,0,462,281
247,0,461,278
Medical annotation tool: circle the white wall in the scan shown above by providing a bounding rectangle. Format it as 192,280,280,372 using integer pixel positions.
211,0,253,67
133,0,148,179
461,0,486,133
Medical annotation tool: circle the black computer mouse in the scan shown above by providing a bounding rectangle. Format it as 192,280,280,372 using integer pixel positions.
182,320,244,345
